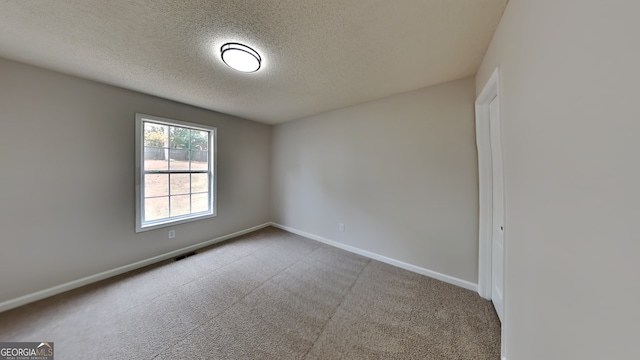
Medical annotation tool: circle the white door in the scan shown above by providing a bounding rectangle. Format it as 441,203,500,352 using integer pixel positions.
489,95,504,322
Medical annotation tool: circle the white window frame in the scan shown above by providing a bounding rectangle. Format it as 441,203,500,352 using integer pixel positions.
135,113,217,233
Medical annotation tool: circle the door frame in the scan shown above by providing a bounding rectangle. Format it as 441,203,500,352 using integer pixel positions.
475,66,506,358
476,67,502,299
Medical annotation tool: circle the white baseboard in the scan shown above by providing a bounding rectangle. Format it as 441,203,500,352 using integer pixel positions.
270,222,478,292
0,222,479,313
0,222,271,313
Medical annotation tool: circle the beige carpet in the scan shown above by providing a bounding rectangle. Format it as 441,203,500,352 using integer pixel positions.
0,227,501,359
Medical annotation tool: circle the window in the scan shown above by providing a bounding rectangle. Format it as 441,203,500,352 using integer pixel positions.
135,113,216,232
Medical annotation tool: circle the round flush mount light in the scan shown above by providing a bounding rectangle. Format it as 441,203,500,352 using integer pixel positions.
220,43,261,72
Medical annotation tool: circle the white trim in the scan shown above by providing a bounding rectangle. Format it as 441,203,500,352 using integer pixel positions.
0,223,271,313
135,113,218,233
270,223,478,292
475,67,500,300
476,66,507,360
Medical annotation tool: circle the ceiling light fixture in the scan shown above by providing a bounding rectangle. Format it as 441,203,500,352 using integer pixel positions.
220,43,261,73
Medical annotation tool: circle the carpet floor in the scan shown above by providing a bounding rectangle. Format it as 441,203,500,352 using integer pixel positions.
0,227,501,359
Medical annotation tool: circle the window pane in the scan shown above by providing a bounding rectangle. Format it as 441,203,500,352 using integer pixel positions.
192,193,209,213
191,173,208,193
144,123,167,147
190,130,208,151
138,115,216,231
169,149,189,170
144,147,168,170
145,174,168,197
170,195,190,217
190,150,208,170
170,126,190,149
145,197,168,221
170,174,190,195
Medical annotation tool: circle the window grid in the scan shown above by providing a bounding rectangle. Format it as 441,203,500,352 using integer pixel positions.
136,113,216,232
143,124,210,222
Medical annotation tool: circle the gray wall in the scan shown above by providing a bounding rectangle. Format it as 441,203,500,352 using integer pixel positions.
0,58,271,304
272,77,479,283
476,0,640,359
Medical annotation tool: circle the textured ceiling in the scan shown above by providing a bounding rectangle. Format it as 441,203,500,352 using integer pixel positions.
0,0,507,124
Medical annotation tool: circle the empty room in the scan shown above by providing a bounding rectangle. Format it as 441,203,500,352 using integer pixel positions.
0,1,638,359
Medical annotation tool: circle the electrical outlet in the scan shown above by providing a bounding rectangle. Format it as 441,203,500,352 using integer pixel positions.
168,230,176,239
339,223,345,232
